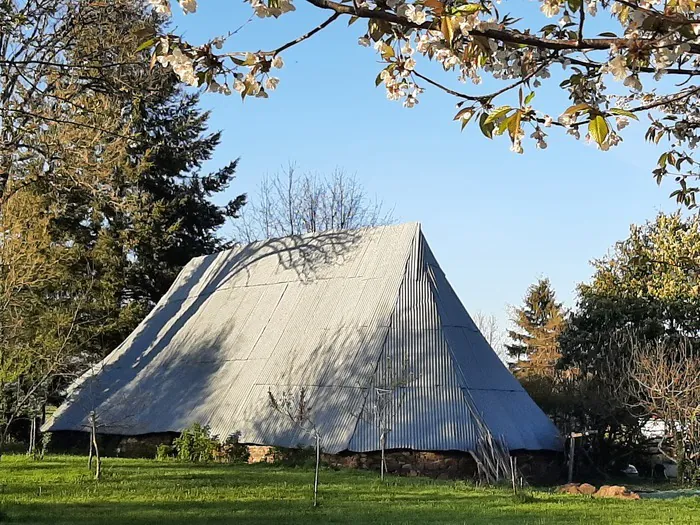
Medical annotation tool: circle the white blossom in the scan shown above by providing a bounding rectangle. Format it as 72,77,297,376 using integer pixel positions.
605,54,630,81
403,4,427,24
540,0,561,18
265,76,280,91
558,13,571,27
358,36,371,47
623,73,642,91
272,55,284,69
586,0,597,15
148,0,171,16
179,0,197,14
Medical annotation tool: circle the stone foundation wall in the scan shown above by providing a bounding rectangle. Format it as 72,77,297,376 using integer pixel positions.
323,450,479,480
48,431,563,484
247,445,273,464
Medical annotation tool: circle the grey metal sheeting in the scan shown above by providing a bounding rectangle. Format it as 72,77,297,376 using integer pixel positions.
44,223,563,453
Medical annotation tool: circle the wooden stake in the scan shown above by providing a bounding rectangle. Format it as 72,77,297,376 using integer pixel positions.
567,434,576,483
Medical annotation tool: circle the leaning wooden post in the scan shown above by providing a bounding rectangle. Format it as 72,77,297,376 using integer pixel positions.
88,411,94,469
89,411,101,479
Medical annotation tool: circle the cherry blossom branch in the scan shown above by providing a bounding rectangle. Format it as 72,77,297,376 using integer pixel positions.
302,0,700,54
563,54,700,76
265,12,341,56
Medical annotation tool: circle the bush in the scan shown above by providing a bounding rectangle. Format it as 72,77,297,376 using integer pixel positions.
172,424,249,464
214,432,249,464
155,444,174,461
173,423,216,463
265,445,316,467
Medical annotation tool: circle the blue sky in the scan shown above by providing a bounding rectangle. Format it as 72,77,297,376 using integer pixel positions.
171,1,681,333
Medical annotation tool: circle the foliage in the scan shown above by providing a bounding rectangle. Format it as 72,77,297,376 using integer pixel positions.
1,0,245,452
172,423,217,463
145,0,700,205
506,278,565,375
560,213,700,374
557,212,700,468
155,444,174,461
265,445,317,467
215,433,250,464
2,455,700,524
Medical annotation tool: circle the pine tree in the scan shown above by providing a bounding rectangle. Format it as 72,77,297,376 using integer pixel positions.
506,278,566,376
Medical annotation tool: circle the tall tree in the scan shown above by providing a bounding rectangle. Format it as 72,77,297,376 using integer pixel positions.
560,212,700,375
149,0,700,206
1,0,246,451
506,278,565,375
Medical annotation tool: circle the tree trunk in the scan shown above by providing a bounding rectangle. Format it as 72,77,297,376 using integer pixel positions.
380,431,386,481
91,413,101,480
313,434,320,507
28,417,36,456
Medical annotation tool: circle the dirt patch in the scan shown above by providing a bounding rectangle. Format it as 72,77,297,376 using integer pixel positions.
593,485,640,500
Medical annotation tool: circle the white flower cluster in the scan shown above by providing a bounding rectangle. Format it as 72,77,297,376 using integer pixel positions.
148,0,197,15
245,0,295,18
148,0,171,16
540,0,561,18
157,44,198,86
374,41,423,107
231,53,283,97
179,0,197,14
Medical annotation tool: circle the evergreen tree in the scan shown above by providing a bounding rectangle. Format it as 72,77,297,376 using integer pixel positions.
46,1,247,357
506,278,565,376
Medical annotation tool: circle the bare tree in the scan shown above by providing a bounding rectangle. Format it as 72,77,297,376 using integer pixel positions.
473,311,508,363
235,165,392,242
268,387,322,506
619,334,700,482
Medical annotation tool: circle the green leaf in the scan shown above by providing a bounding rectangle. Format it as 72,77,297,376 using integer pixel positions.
609,108,639,121
453,107,473,121
568,0,582,11
479,113,495,139
524,91,535,105
135,38,156,53
375,71,384,87
348,16,359,26
588,115,609,146
563,103,592,116
484,106,512,125
452,3,483,15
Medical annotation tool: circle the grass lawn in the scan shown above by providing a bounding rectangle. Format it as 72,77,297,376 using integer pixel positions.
0,455,698,524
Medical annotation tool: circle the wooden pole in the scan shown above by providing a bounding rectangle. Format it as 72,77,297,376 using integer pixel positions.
313,434,320,507
567,434,576,483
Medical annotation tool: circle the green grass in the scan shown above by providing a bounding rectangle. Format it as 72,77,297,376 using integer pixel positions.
0,455,698,524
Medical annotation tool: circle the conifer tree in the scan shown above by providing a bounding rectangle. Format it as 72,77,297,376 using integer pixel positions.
506,278,565,376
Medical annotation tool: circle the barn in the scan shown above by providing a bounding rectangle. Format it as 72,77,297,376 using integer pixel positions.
44,223,561,469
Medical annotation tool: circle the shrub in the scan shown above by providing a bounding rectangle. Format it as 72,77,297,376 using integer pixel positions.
155,444,174,461
213,432,249,464
173,423,216,463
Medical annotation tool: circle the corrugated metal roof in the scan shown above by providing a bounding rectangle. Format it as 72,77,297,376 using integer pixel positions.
44,223,562,453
